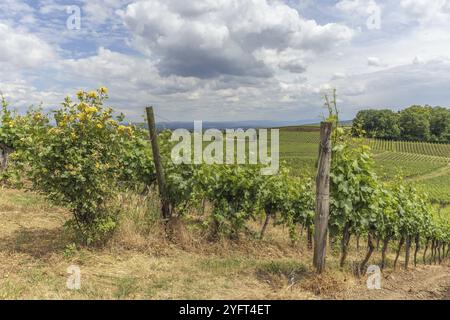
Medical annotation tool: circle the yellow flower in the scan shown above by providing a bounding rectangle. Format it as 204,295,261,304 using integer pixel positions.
87,91,98,99
76,90,84,98
77,113,87,121
77,102,87,112
78,104,98,115
96,123,103,129
95,162,100,169
86,106,98,113
99,87,108,94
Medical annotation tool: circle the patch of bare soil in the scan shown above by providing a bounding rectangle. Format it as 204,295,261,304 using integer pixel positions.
342,264,450,300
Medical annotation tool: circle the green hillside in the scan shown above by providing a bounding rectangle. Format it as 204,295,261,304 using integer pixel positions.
279,127,450,205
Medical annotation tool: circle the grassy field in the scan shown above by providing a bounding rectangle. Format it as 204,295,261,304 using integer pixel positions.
279,127,450,205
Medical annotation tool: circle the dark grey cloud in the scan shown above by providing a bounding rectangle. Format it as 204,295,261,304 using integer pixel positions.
279,60,307,73
156,45,273,79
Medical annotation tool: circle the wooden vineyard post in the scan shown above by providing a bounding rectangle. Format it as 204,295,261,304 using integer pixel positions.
146,106,171,220
313,122,333,273
0,143,11,172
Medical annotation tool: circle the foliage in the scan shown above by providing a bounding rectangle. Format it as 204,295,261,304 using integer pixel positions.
0,96,15,149
430,107,450,141
258,167,314,241
330,134,450,267
413,173,450,205
329,138,379,237
352,109,400,140
153,129,203,215
194,164,263,238
117,125,156,190
282,177,315,241
399,106,431,141
352,105,450,143
0,97,50,183
3,88,156,244
323,89,339,126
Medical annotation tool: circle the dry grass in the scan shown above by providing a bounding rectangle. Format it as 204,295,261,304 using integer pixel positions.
0,186,449,300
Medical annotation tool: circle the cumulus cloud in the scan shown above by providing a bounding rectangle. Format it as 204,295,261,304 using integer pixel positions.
336,0,379,17
61,47,201,95
337,59,450,113
400,0,450,23
367,56,387,67
82,0,130,26
332,72,347,80
119,0,354,78
0,23,55,69
0,78,61,109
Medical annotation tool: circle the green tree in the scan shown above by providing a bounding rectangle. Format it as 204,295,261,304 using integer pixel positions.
430,107,450,142
398,106,431,141
352,109,400,139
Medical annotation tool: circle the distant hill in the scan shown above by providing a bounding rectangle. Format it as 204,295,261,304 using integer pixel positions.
135,119,322,131
277,120,352,131
133,119,353,132
284,120,353,127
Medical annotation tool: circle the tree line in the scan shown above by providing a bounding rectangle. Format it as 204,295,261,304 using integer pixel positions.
351,105,450,143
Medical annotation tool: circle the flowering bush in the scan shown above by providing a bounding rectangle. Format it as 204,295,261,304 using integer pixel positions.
0,96,49,182
25,88,155,244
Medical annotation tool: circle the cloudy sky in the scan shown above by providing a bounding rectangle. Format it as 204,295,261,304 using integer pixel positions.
1,0,450,122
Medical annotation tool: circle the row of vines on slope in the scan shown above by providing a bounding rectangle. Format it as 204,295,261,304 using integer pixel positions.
330,135,450,272
326,90,450,273
0,88,449,273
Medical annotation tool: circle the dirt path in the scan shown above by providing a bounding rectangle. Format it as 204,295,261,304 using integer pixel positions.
343,264,450,300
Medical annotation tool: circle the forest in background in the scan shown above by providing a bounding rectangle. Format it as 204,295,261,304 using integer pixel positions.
352,106,450,143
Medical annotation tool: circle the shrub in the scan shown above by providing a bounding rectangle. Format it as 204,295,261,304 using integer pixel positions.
0,96,49,183
26,88,152,244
